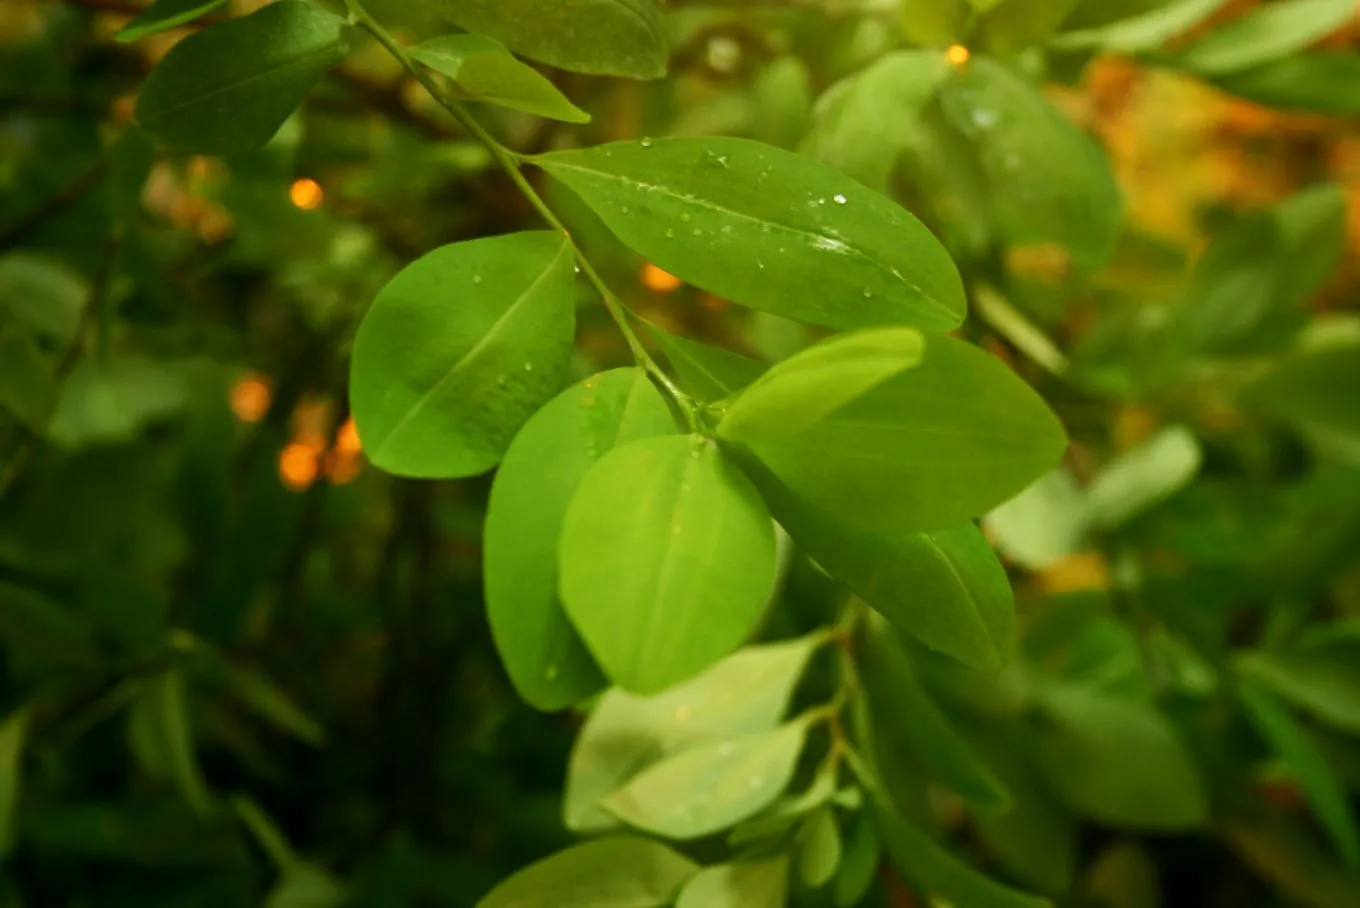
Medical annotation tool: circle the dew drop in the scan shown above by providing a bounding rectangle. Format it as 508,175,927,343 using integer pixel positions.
472,274,484,284
545,665,559,680
680,212,692,223
692,228,702,236
640,137,654,148
862,288,873,298
621,205,630,214
972,108,999,130
833,193,848,205
523,362,534,373
665,227,676,239
496,375,508,388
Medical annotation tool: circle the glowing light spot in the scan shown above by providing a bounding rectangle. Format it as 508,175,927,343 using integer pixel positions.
336,417,362,454
289,178,324,210
229,374,271,423
642,262,684,293
279,443,320,492
946,44,971,67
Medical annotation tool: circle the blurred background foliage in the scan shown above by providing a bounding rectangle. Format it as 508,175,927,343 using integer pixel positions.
1,0,1359,905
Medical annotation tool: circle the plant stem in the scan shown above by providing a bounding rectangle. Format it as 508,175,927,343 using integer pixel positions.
348,3,698,428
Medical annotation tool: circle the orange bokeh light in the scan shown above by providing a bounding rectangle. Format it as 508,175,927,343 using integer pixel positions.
641,262,684,293
229,374,271,423
279,442,320,491
946,45,971,67
289,178,324,210
336,417,362,454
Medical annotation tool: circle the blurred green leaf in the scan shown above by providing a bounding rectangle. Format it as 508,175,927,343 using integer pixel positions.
475,836,700,907
648,327,766,403
1179,0,1356,76
535,137,967,332
349,231,577,478
675,858,788,908
1083,842,1161,908
1237,625,1360,734
116,0,231,42
980,0,1080,56
48,356,191,448
987,468,1089,570
832,812,881,907
266,865,346,908
900,0,971,46
1050,0,1232,52
0,329,56,433
128,672,213,817
1086,425,1202,529
798,806,842,888
1243,346,1360,446
0,252,86,344
1211,52,1360,115
0,706,31,857
409,35,590,123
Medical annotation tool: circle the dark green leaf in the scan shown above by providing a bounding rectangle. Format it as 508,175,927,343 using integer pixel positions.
423,0,667,80
832,813,881,907
1240,680,1360,867
1211,53,1360,116
1242,346,1360,446
1085,426,1202,529
265,866,346,908
602,719,809,839
47,356,191,448
476,836,700,908
1083,843,1161,908
647,326,767,403
718,327,924,441
485,368,674,710
128,672,213,817
0,329,56,433
1034,686,1208,830
1180,0,1355,76
1237,625,1360,734
134,1,350,155
860,614,1011,810
409,35,590,123
798,807,842,887
0,706,31,857
350,231,577,478
116,0,231,43
875,807,1053,908
676,858,788,908
535,137,967,332
799,51,952,191
1050,0,1232,52
559,435,776,694
940,58,1122,273
0,252,86,343
564,635,822,831
735,332,1067,536
219,663,325,748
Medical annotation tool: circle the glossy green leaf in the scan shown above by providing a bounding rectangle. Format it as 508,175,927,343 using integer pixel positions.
0,706,31,856
900,0,971,46
648,326,767,403
350,231,577,478
129,671,213,817
736,332,1067,536
1050,0,1233,52
986,468,1088,571
602,720,809,839
875,807,1053,908
799,807,843,887
1086,425,1202,529
718,328,924,441
1240,680,1360,867
860,614,1011,810
1180,0,1356,76
676,858,789,908
0,252,86,343
424,0,666,80
409,35,590,123
535,137,967,332
0,329,56,433
1034,686,1208,830
1211,52,1360,116
1242,346,1360,446
116,0,230,42
799,51,952,191
134,2,350,155
486,369,674,710
941,58,1122,274
564,635,822,831
832,813,881,907
559,434,776,694
1237,626,1360,733
476,836,700,908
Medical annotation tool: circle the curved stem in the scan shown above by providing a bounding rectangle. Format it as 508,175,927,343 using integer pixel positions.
349,4,699,429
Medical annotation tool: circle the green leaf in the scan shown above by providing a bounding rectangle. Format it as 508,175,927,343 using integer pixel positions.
602,719,810,839
0,706,31,857
832,813,881,907
798,807,843,887
899,0,971,46
266,866,346,908
940,58,1123,274
116,0,230,42
128,671,213,817
423,0,667,80
564,635,822,831
875,807,1053,908
980,0,1081,56
676,858,789,908
219,662,326,748
647,326,767,403
350,231,577,478
559,435,776,694
1211,52,1360,116
1085,425,1202,529
1274,184,1349,301
735,332,1067,536
860,614,1012,810
1237,626,1360,734
1033,686,1208,830
752,57,813,149
535,137,967,332
476,836,700,908
1083,843,1160,908
48,356,191,448
0,252,86,343
727,767,842,845
134,1,350,155
485,369,674,710
409,35,590,123
1050,0,1233,52
0,329,56,433
1242,346,1360,447
1239,680,1360,867
986,468,1088,571
1180,0,1356,76
718,327,924,441
799,50,952,191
